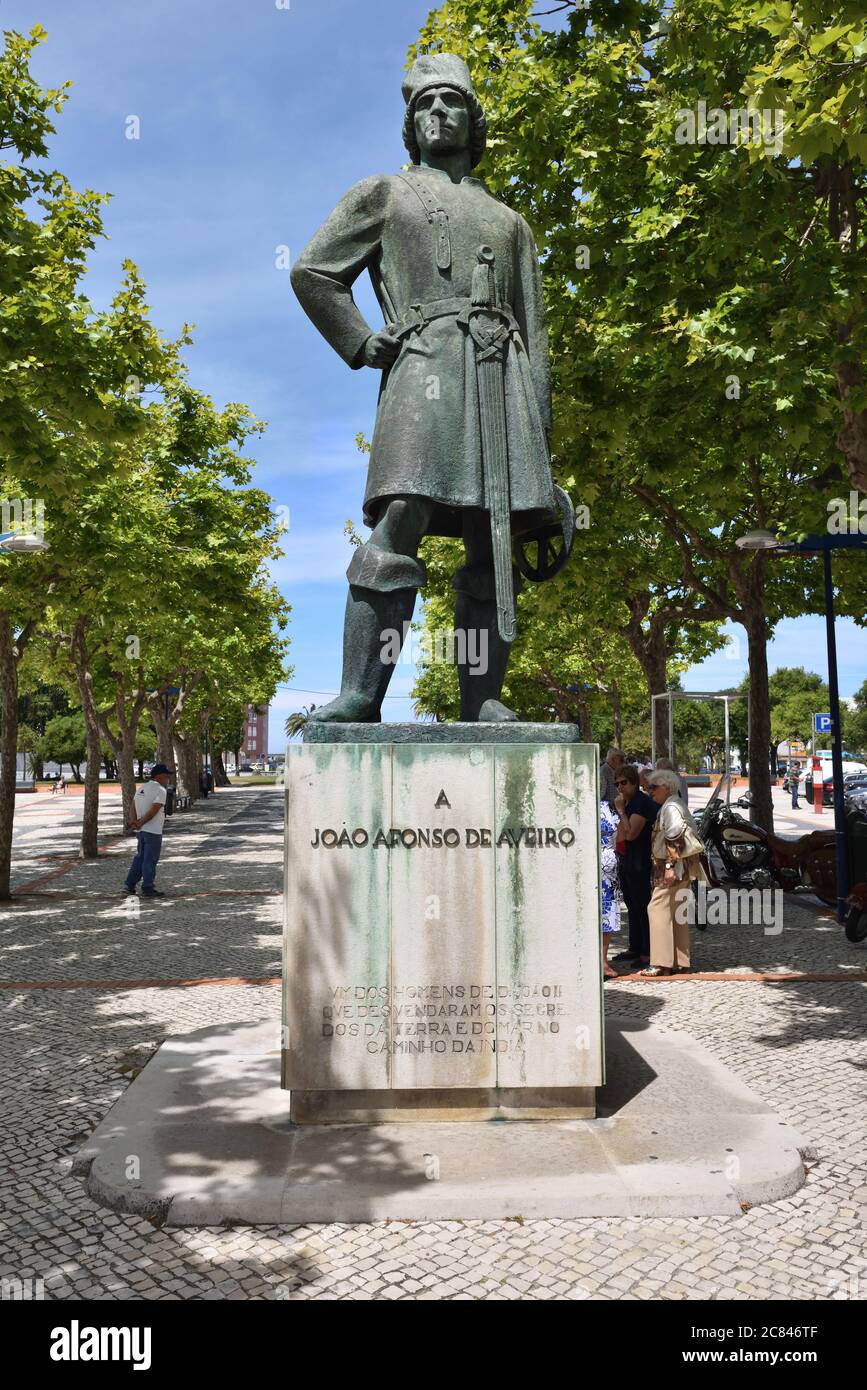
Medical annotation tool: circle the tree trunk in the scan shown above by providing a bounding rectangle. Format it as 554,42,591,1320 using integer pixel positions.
0,613,19,900
833,178,867,490
103,684,147,832
173,734,200,802
644,649,669,759
213,750,231,787
835,353,867,492
623,609,670,759
73,619,103,858
610,681,623,749
576,695,592,743
150,699,176,777
744,610,774,831
116,741,138,831
80,739,101,858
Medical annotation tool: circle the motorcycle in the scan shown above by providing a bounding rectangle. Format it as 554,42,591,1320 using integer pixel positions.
845,884,867,942
695,774,774,884
696,773,837,903
758,797,867,919
752,825,837,906
696,775,867,929
843,807,867,942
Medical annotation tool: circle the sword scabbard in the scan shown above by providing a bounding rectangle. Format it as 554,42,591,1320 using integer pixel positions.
467,247,516,644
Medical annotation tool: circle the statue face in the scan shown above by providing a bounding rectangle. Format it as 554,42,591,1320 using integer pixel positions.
414,85,470,158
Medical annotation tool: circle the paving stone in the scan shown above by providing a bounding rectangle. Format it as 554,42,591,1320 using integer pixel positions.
1,785,865,1300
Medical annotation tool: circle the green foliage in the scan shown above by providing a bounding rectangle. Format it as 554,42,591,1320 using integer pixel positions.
0,26,293,872
36,712,86,770
285,705,317,738
16,719,38,753
767,666,829,746
16,681,70,735
409,0,867,800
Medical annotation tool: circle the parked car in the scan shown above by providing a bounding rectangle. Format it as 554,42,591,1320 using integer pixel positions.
804,772,835,806
813,752,867,776
847,784,867,813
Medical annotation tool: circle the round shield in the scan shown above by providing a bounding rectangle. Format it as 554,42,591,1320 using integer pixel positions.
514,485,576,582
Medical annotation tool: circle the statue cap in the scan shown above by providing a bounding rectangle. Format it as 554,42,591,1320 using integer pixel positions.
402,53,478,107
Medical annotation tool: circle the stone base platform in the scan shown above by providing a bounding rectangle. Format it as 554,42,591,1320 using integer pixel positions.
290,1087,595,1124
74,1017,808,1225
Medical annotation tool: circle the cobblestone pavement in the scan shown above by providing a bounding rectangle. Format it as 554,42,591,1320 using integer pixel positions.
1,786,865,1301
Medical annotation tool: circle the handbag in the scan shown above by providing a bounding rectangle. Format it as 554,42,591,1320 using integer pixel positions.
663,801,705,862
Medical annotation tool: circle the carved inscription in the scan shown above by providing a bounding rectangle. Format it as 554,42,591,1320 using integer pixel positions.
322,983,566,1054
310,825,577,848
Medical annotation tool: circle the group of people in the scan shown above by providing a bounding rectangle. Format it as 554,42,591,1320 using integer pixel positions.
599,748,707,979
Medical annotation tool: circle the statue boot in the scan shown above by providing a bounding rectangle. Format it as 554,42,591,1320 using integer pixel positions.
452,563,521,722
308,544,425,724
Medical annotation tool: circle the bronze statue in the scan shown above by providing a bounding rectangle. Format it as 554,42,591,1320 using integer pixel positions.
291,53,572,723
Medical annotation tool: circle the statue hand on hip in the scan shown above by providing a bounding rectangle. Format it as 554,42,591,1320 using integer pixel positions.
361,331,401,369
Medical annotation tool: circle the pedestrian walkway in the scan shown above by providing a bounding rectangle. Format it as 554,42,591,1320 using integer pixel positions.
1,787,865,1300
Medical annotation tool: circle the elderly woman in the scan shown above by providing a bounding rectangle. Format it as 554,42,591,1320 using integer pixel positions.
655,756,690,807
643,769,708,977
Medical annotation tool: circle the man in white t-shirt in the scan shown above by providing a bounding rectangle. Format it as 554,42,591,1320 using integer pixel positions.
123,765,172,898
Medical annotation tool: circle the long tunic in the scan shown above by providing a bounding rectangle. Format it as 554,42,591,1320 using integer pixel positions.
291,166,557,535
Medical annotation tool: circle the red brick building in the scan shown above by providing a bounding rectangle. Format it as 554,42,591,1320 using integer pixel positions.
240,704,269,763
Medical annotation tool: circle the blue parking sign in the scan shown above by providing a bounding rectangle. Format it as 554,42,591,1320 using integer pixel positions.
814,713,832,734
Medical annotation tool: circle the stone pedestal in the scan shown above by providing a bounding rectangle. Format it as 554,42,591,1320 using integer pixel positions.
283,724,603,1121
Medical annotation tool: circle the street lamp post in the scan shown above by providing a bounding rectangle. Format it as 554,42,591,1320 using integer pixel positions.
735,530,867,923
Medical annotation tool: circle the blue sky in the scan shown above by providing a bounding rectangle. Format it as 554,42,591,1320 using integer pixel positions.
9,0,865,746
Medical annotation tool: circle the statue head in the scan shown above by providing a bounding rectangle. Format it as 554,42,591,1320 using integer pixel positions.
402,53,487,168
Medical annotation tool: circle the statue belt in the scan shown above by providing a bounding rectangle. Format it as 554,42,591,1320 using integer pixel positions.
386,295,518,343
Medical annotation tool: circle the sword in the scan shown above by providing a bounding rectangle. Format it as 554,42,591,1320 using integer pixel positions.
460,246,517,644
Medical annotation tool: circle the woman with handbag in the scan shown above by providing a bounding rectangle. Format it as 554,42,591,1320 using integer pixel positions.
643,769,709,977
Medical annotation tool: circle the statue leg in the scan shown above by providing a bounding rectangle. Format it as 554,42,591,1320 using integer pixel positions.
453,510,521,723
309,497,432,724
